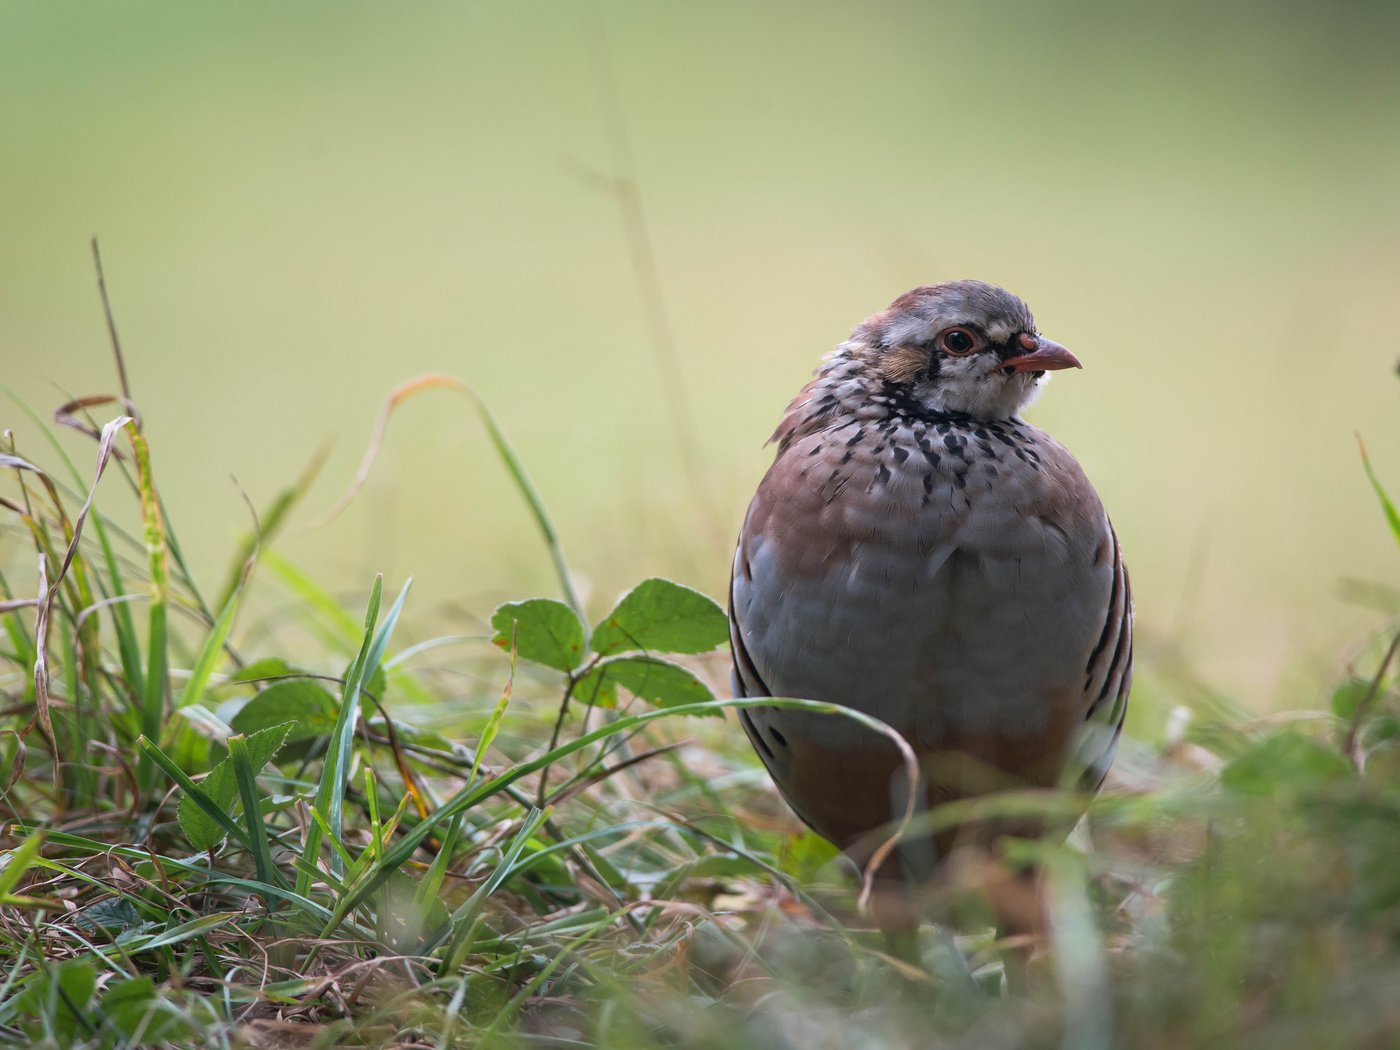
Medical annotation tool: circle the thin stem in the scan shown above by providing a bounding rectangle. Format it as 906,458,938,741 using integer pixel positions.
91,238,132,404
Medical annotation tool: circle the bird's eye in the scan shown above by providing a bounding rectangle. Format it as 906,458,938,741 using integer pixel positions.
938,327,979,355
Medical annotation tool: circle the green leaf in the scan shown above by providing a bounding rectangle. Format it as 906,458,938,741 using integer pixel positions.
178,721,295,850
101,975,195,1044
590,578,729,657
1370,715,1400,746
412,813,464,926
1332,677,1372,720
778,829,842,882
573,664,618,708
1221,729,1353,797
471,638,514,788
466,389,584,617
230,657,300,684
576,654,718,715
116,911,243,952
231,679,338,740
72,897,143,936
366,662,387,701
0,831,44,899
142,735,251,849
302,575,411,890
229,735,280,891
16,959,97,1040
490,598,587,672
319,694,883,934
174,586,243,710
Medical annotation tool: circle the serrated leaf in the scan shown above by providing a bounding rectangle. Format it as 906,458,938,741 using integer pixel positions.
577,654,718,715
178,721,294,850
231,679,338,740
72,897,143,935
490,598,586,672
1221,729,1353,797
590,578,728,657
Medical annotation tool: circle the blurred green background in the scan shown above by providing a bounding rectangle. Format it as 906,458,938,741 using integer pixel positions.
3,1,1397,713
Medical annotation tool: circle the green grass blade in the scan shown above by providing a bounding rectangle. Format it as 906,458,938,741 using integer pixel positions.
174,587,242,710
128,426,170,753
213,442,327,613
154,493,214,627
303,807,359,876
465,390,583,619
227,734,280,894
1359,436,1400,547
0,569,36,667
470,640,514,790
0,831,45,899
11,829,340,926
136,736,251,850
305,376,582,616
320,694,892,933
411,813,463,917
262,550,362,650
91,522,145,703
439,806,552,972
300,575,410,891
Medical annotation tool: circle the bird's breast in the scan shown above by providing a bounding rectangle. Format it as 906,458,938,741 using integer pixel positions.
732,411,1114,748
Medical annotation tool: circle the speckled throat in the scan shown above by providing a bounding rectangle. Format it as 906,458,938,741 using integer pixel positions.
770,348,1048,495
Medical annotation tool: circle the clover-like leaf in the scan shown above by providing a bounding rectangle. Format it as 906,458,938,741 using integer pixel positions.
490,598,587,672
571,666,619,709
576,654,719,716
590,578,728,657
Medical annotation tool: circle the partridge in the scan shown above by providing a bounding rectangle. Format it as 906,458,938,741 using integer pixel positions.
729,281,1131,898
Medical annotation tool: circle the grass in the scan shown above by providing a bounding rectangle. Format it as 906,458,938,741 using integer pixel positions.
2,323,1399,1049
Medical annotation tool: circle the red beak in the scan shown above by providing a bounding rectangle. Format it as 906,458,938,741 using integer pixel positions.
1000,334,1082,374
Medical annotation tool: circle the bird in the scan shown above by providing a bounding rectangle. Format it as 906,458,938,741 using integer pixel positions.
728,280,1131,933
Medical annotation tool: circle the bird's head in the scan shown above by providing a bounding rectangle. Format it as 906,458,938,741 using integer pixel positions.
853,280,1081,421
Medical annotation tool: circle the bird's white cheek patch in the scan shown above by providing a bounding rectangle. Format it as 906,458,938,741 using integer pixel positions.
1016,373,1049,412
